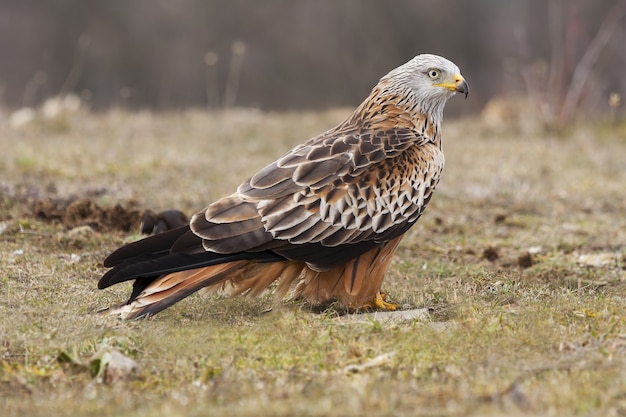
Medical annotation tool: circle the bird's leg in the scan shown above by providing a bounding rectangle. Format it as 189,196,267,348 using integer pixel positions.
363,291,397,311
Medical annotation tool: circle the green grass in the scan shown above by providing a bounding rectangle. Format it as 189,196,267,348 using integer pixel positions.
1,109,625,416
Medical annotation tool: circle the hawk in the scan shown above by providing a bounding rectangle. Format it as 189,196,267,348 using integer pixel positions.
99,54,468,319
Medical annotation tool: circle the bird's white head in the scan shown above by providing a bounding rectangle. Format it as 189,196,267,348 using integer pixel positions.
380,54,468,124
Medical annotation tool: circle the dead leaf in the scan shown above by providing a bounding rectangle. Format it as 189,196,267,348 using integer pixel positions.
577,253,619,268
57,347,140,384
102,350,140,384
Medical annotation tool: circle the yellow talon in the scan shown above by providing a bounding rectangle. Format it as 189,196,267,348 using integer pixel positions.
363,291,397,311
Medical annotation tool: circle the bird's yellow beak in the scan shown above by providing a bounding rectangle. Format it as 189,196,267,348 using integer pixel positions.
434,74,469,99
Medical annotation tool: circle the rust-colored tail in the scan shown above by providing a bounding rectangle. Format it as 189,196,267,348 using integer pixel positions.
108,260,307,319
100,226,403,319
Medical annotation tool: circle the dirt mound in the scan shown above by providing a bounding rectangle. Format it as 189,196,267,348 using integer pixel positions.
33,197,143,232
1,183,188,233
32,196,189,234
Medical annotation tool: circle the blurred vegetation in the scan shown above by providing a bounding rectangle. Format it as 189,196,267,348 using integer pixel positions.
0,0,624,127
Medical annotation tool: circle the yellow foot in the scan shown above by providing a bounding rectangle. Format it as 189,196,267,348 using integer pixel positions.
363,292,397,311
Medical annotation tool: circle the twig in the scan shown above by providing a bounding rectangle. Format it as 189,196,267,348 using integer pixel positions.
204,52,220,108
344,351,396,373
59,33,92,97
547,0,565,114
557,1,626,128
223,41,247,109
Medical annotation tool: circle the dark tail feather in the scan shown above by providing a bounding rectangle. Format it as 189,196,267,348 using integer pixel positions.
99,250,285,289
103,225,194,268
100,222,291,319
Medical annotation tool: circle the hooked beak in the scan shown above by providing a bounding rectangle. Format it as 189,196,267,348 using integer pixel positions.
435,74,469,99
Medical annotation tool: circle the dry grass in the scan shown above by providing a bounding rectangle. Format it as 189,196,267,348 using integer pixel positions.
1,108,625,417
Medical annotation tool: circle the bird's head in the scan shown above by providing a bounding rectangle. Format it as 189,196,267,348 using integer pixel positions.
379,54,468,123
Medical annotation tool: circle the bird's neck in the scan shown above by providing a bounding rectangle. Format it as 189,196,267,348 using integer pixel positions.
348,85,443,146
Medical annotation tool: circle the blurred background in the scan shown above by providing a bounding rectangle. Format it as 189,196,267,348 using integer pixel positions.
0,0,624,126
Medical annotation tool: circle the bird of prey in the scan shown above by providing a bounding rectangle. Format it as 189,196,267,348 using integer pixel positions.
99,54,469,319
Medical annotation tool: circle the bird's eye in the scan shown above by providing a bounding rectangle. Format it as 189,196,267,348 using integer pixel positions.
427,69,440,79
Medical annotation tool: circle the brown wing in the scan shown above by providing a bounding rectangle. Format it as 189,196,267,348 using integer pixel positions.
191,124,444,270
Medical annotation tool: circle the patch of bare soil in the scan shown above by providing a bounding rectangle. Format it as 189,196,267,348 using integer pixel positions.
34,198,189,233
1,183,188,233
33,197,143,232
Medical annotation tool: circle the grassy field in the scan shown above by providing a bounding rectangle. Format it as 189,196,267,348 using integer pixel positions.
1,108,625,416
